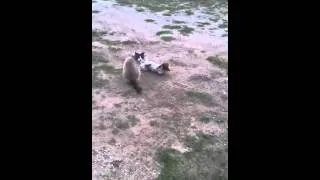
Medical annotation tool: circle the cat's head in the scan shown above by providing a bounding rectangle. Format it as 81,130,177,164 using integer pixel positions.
133,52,145,62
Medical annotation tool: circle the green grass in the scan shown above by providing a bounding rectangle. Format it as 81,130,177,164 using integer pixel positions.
163,24,182,29
178,26,195,36
200,116,211,123
94,64,122,75
163,11,172,16
185,133,215,151
156,30,173,36
218,22,228,29
199,111,219,123
127,115,140,127
108,46,122,52
145,19,155,23
160,36,175,42
188,74,211,82
186,91,214,106
185,10,194,15
136,7,145,12
156,133,228,180
112,116,140,131
92,30,107,41
173,20,186,24
92,52,112,89
115,120,130,130
92,52,107,64
196,21,211,27
206,55,228,70
209,17,219,22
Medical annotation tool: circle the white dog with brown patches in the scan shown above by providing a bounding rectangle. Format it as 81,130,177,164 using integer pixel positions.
133,52,170,75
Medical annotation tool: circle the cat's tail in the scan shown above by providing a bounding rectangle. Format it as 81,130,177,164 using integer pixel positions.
129,79,142,94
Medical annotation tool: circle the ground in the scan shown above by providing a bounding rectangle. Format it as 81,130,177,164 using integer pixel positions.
92,1,228,179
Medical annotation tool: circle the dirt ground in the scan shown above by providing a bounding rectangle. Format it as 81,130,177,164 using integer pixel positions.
92,1,228,180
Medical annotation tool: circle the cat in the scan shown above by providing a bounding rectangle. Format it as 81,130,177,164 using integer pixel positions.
133,52,170,75
122,55,142,94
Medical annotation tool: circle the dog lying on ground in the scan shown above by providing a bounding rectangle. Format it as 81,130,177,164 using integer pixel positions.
133,52,170,75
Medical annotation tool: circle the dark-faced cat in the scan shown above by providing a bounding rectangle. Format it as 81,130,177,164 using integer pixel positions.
122,56,142,94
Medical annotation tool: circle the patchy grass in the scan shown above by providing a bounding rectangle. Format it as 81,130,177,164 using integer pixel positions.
188,74,212,82
199,111,227,124
145,19,155,23
92,30,107,41
200,116,211,123
185,9,194,15
92,53,113,89
156,133,227,180
112,128,120,135
206,55,228,70
160,36,175,42
173,20,186,24
156,30,173,36
113,116,140,130
197,21,211,27
149,120,160,127
101,39,137,46
186,91,214,106
222,34,228,37
218,22,228,29
108,138,117,145
199,111,218,123
127,115,140,127
108,46,122,52
115,0,225,14
162,11,172,16
209,17,219,22
184,133,216,151
92,10,100,14
115,120,130,130
94,64,122,75
92,52,108,64
163,24,182,29
178,25,195,36
135,7,145,12
122,40,138,45
92,74,109,89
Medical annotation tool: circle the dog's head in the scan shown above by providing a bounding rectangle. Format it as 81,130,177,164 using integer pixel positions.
133,52,145,63
161,63,170,71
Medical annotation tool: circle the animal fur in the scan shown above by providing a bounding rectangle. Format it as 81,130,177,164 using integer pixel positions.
122,56,142,94
133,52,170,75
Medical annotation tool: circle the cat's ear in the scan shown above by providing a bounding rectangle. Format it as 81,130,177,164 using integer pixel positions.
134,52,138,56
141,52,145,58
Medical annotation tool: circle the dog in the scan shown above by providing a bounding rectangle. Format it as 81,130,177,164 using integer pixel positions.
133,52,170,75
